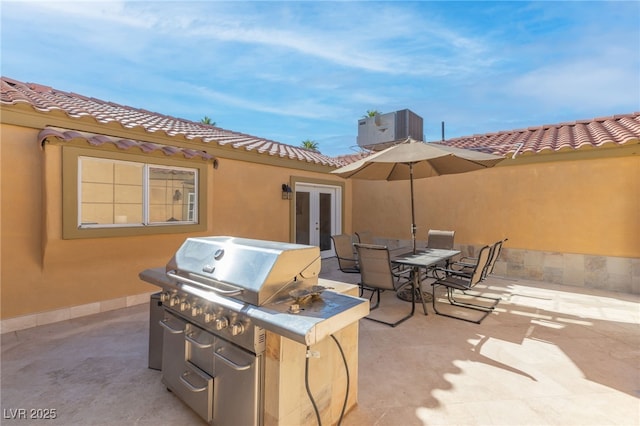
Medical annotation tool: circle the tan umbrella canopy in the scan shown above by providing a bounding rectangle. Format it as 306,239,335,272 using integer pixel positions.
331,138,504,253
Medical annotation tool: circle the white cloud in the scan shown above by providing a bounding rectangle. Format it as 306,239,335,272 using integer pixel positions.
183,83,344,120
510,64,635,108
18,0,154,29
505,37,640,112
4,1,495,78
182,8,490,77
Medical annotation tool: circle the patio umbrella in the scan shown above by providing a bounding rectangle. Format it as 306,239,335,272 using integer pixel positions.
331,138,504,253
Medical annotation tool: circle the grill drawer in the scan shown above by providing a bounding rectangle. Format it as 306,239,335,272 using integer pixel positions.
160,311,213,423
186,323,216,377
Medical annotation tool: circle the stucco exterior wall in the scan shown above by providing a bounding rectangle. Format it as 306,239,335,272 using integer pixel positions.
0,123,347,321
351,152,640,293
2,124,47,318
352,154,639,257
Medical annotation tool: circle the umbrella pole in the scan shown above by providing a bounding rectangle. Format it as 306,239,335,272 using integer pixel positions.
410,163,416,254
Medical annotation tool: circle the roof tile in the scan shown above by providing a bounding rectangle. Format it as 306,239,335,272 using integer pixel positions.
441,113,640,156
1,76,343,167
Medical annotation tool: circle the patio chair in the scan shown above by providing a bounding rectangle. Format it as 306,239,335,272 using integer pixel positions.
355,231,375,245
422,229,456,278
331,234,360,274
354,243,415,327
486,238,508,275
426,229,455,250
430,244,500,324
452,238,508,280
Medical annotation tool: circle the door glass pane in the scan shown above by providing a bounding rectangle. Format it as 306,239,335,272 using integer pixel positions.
295,191,310,245
319,193,332,251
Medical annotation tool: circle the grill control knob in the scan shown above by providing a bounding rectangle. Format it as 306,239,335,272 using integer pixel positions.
159,292,171,303
214,317,229,331
230,322,245,336
169,296,180,307
203,312,215,324
180,300,191,312
191,305,203,317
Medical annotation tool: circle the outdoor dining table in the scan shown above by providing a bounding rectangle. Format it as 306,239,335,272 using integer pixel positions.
391,248,461,315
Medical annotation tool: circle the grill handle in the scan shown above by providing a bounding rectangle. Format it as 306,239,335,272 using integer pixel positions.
179,371,208,393
167,271,243,296
158,319,184,334
185,332,214,349
214,348,251,371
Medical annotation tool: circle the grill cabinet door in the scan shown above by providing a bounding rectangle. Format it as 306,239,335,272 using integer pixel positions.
213,339,263,426
160,310,187,388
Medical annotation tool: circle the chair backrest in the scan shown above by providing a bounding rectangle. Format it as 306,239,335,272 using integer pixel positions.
486,238,507,275
354,243,396,291
427,230,455,250
355,231,375,245
470,245,492,286
331,234,358,271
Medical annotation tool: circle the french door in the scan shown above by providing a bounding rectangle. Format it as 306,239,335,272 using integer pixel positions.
295,183,341,258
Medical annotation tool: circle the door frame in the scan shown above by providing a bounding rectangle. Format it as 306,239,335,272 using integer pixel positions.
289,177,344,258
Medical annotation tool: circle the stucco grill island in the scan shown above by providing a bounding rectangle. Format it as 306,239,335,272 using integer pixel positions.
139,236,369,426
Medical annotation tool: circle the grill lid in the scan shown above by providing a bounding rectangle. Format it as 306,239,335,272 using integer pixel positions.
166,236,321,306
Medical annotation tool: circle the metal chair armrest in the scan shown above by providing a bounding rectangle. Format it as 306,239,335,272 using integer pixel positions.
392,267,413,280
433,266,472,280
450,261,475,272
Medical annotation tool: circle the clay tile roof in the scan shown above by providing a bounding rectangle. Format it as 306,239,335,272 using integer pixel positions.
1,76,343,167
5,76,637,165
333,151,373,165
440,112,640,157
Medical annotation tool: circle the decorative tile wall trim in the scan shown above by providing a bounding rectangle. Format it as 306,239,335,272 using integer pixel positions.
377,238,639,295
0,292,155,334
459,245,640,295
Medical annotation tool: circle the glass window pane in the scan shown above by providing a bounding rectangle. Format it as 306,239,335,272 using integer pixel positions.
79,158,143,226
148,166,196,224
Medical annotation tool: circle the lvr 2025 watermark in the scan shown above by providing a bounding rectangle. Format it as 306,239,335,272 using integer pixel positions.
3,408,57,420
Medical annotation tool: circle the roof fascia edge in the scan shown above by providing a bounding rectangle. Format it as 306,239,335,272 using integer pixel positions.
1,105,54,129
496,143,640,166
217,148,336,173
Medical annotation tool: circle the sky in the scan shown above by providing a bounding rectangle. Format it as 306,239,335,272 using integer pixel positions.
2,1,639,157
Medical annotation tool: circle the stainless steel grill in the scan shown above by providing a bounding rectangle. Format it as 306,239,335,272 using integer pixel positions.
166,236,322,306
139,236,368,425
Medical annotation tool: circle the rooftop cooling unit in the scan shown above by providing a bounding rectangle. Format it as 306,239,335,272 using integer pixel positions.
357,109,423,150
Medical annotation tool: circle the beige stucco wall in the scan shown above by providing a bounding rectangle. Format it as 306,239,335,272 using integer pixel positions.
0,123,348,320
352,152,639,257
2,113,637,321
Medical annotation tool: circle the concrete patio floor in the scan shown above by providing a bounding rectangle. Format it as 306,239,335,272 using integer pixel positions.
1,257,639,425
